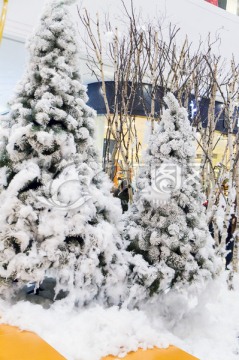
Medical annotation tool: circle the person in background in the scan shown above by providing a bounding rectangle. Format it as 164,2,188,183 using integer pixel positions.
117,180,129,213
225,213,237,269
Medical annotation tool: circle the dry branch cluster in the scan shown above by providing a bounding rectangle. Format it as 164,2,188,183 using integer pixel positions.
79,1,239,268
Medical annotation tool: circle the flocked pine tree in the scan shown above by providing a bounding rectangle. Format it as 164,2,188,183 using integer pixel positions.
0,0,129,306
123,93,221,300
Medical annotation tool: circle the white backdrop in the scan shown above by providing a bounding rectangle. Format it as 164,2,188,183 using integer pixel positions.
1,0,239,111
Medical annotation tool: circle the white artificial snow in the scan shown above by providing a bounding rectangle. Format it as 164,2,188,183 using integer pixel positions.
104,31,115,44
0,273,238,360
0,166,8,187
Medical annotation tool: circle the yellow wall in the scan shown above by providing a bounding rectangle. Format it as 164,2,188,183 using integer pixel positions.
195,132,229,166
95,115,231,170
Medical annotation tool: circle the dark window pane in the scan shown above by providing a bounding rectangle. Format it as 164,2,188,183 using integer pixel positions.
218,0,227,9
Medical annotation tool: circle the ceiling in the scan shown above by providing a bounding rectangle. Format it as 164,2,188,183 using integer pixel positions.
4,0,46,41
1,0,239,112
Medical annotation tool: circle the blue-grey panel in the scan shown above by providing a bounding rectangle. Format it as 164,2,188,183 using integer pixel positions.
87,81,238,134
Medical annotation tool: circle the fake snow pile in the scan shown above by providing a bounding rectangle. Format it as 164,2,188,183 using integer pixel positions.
0,272,238,360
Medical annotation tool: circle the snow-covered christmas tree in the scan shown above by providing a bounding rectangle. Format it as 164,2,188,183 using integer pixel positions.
123,93,221,299
0,0,128,307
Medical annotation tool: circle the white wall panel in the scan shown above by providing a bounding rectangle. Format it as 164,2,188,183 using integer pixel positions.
2,0,239,110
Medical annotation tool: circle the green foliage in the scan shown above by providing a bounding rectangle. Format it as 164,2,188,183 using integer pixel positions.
149,278,160,296
0,151,10,167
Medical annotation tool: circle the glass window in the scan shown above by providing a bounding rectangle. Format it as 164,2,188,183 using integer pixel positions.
218,0,227,9
205,0,239,15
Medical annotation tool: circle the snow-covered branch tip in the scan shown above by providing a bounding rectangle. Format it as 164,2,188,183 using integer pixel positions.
50,0,77,6
164,92,180,113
